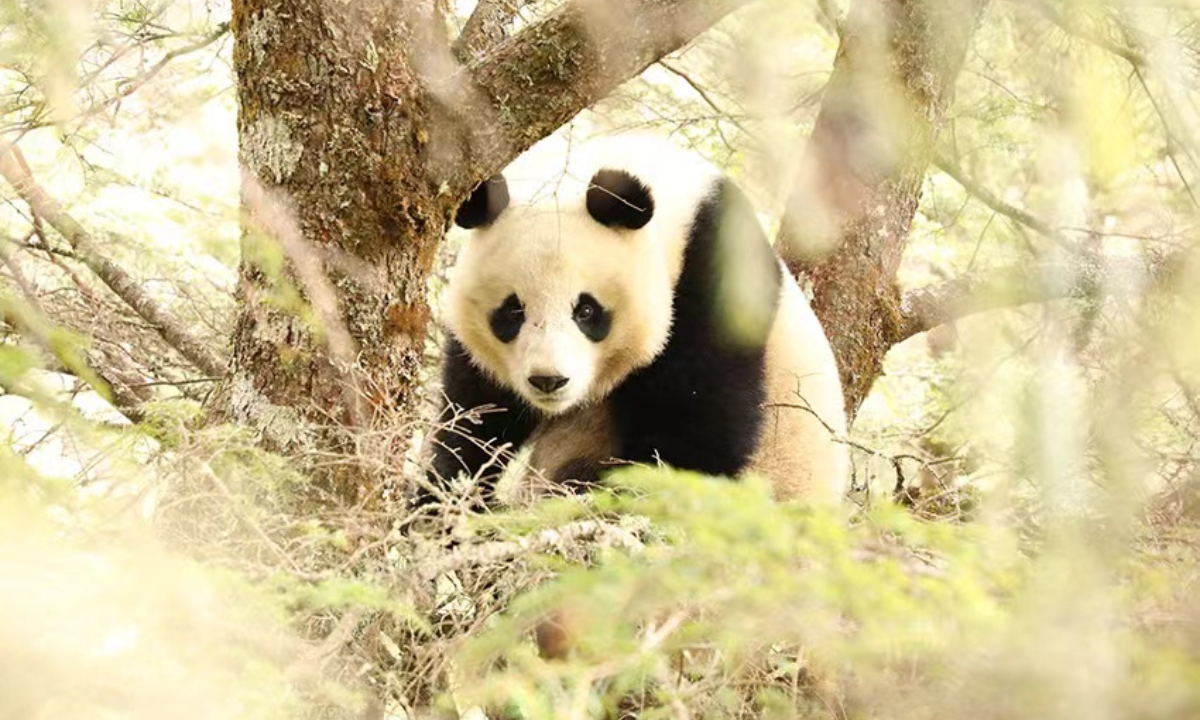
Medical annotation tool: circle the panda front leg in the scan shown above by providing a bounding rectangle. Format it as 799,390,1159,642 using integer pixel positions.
608,348,770,481
415,336,540,511
524,403,621,497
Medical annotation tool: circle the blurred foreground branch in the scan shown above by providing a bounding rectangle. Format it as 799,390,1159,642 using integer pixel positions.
0,143,229,379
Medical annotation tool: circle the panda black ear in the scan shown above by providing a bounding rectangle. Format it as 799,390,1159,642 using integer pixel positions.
455,174,510,229
586,169,655,230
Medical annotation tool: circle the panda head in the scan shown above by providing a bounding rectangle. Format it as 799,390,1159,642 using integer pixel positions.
446,168,674,415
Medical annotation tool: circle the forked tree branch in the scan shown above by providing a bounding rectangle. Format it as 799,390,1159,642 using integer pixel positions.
0,144,229,378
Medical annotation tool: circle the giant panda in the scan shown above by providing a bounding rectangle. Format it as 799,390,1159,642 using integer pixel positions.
418,136,848,508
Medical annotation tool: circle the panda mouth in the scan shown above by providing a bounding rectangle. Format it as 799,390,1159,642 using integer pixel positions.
526,392,576,415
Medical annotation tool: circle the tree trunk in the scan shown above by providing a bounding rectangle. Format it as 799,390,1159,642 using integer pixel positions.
228,1,454,500
779,0,990,417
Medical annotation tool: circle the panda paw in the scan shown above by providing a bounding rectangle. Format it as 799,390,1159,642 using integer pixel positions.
551,457,629,495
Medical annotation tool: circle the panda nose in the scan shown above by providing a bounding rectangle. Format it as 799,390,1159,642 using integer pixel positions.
528,375,569,393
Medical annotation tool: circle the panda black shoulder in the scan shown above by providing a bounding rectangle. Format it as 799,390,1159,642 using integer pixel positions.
606,175,784,478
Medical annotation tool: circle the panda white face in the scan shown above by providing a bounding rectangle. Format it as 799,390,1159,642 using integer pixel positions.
446,205,674,415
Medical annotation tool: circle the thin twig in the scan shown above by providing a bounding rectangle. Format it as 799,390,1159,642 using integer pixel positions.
11,23,230,137
933,150,1084,254
0,142,228,378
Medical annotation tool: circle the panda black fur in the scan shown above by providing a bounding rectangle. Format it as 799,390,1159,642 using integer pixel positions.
421,137,848,507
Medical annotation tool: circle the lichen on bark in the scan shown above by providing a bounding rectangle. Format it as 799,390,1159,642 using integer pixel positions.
240,113,304,184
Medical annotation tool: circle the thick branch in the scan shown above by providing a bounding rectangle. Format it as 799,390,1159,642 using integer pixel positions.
452,0,533,61
452,0,754,186
0,145,228,378
894,253,1179,343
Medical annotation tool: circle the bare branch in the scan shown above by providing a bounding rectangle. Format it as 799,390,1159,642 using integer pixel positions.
893,252,1181,343
932,150,1084,254
0,240,151,418
658,59,754,137
453,0,754,185
1014,0,1146,68
0,143,228,378
6,22,229,138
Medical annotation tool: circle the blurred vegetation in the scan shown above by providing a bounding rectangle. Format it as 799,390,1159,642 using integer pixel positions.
3,0,1200,719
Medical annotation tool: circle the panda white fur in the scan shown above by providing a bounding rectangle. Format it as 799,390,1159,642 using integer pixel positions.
419,137,848,507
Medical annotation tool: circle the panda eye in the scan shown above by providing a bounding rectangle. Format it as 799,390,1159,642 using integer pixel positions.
573,293,611,342
490,293,525,343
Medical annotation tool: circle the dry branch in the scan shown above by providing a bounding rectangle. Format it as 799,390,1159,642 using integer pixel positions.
0,144,228,378
417,519,646,581
933,150,1081,253
0,239,152,417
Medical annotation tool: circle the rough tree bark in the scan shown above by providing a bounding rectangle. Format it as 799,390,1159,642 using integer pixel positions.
228,0,753,499
779,0,991,416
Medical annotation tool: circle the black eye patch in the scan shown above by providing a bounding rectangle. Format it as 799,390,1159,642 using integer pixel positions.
573,293,611,342
490,294,524,343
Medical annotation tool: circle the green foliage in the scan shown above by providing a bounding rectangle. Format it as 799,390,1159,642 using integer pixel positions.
139,397,205,445
461,471,1006,711
430,468,1200,720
